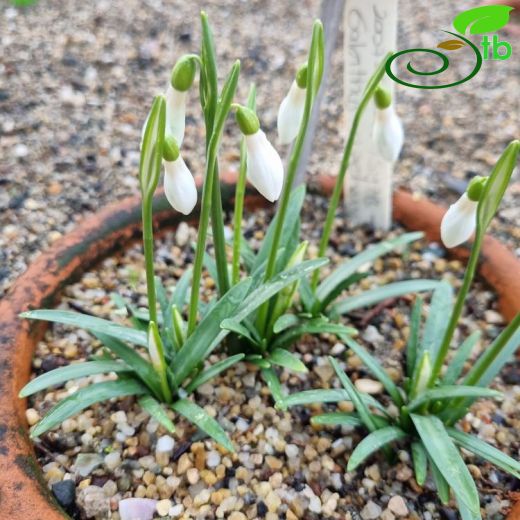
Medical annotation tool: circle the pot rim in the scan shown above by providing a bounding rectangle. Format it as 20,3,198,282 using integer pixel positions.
0,174,518,519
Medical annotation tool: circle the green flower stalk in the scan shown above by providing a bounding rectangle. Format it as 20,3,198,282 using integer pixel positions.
310,54,390,292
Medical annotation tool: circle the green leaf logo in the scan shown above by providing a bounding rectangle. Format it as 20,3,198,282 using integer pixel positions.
453,5,514,35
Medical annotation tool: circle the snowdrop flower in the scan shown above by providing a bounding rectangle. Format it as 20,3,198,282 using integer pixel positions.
277,64,307,144
162,136,197,215
236,105,284,202
372,86,404,162
166,56,197,146
440,176,486,248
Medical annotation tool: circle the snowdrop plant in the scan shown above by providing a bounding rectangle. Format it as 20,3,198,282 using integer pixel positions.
20,11,439,447
282,141,520,519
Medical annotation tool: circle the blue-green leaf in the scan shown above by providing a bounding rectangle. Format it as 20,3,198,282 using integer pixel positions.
19,360,129,397
317,232,423,305
406,296,423,377
447,427,520,479
31,379,146,438
268,348,307,373
20,309,147,347
442,331,481,384
412,441,428,486
347,427,407,471
332,280,439,315
407,386,501,412
172,398,233,452
411,414,480,514
420,281,453,363
261,368,286,408
185,354,245,393
311,412,362,428
138,395,175,433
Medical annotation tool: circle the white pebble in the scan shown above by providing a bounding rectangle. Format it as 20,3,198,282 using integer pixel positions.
104,451,121,471
206,451,221,468
355,378,383,395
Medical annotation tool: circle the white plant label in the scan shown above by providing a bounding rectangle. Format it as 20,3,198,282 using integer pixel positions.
343,0,398,230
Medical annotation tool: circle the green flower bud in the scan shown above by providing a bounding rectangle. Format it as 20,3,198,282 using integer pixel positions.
170,56,197,92
235,106,260,135
466,175,488,202
295,63,308,89
163,135,180,162
374,86,392,110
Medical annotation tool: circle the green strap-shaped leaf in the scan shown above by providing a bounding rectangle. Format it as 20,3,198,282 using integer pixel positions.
429,455,451,505
252,185,306,272
185,354,245,393
281,388,388,416
94,333,163,399
411,441,428,486
329,357,377,432
411,414,480,514
173,278,251,385
332,279,439,315
261,368,286,408
453,5,513,35
341,335,403,406
457,496,483,520
442,331,481,385
19,360,129,397
271,318,356,351
171,268,193,311
138,395,175,433
406,296,423,377
268,348,308,373
347,426,407,471
225,258,328,329
407,386,501,412
20,309,148,346
31,379,147,438
317,232,423,305
220,319,259,346
465,314,520,388
420,281,453,363
172,398,233,452
311,412,362,428
447,427,520,479
272,314,300,334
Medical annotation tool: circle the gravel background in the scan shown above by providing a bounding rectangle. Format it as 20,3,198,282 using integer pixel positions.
1,0,519,296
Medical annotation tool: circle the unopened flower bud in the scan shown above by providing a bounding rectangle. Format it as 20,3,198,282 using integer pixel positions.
163,155,197,215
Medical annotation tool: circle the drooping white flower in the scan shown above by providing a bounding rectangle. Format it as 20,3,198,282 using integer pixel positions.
163,155,197,215
246,130,284,202
165,84,187,146
373,105,404,163
440,192,478,248
277,80,306,145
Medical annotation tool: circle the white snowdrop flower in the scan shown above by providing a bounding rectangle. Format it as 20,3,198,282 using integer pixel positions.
163,157,197,215
162,136,197,215
165,56,197,146
246,130,284,202
372,86,404,163
441,175,488,248
165,85,187,146
277,65,307,144
237,106,284,203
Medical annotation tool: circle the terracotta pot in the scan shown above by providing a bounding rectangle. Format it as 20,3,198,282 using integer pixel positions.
0,175,518,519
